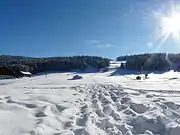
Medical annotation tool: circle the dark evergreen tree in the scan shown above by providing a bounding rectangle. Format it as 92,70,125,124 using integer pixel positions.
118,53,177,71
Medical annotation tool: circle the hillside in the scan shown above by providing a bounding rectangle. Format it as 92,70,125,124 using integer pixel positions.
117,53,180,71
0,55,110,75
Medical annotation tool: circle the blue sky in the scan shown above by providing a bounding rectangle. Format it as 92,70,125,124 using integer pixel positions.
1,0,180,59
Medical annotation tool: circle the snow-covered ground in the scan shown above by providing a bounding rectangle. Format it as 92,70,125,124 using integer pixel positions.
1,62,180,135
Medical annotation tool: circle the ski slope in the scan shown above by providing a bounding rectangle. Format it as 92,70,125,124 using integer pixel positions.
0,62,180,135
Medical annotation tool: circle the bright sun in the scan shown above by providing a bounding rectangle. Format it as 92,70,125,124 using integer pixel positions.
160,11,180,42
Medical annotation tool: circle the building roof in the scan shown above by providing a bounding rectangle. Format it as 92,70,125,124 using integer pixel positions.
20,71,32,75
0,66,11,69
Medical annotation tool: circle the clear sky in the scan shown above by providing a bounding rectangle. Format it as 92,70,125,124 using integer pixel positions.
1,0,180,59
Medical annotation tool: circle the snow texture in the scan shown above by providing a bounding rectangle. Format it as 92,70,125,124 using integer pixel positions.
0,61,180,135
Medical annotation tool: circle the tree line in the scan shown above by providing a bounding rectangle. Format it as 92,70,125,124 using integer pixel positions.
0,55,110,74
117,53,180,71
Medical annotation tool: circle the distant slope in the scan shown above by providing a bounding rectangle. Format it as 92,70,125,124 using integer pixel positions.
117,53,180,71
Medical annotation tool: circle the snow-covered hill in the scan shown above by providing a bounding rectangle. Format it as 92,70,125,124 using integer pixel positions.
1,62,180,135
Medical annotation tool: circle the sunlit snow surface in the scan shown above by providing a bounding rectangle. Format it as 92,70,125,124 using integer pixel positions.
0,62,180,135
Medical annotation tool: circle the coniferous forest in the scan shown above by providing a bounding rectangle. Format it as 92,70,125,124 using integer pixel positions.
2,53,180,75
0,55,110,74
117,53,180,71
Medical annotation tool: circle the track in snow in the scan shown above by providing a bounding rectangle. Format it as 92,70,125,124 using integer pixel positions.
65,83,180,135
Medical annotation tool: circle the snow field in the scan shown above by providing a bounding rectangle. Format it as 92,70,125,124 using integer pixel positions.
0,63,180,134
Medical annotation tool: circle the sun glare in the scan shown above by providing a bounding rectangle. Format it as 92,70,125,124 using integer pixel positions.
160,11,180,43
